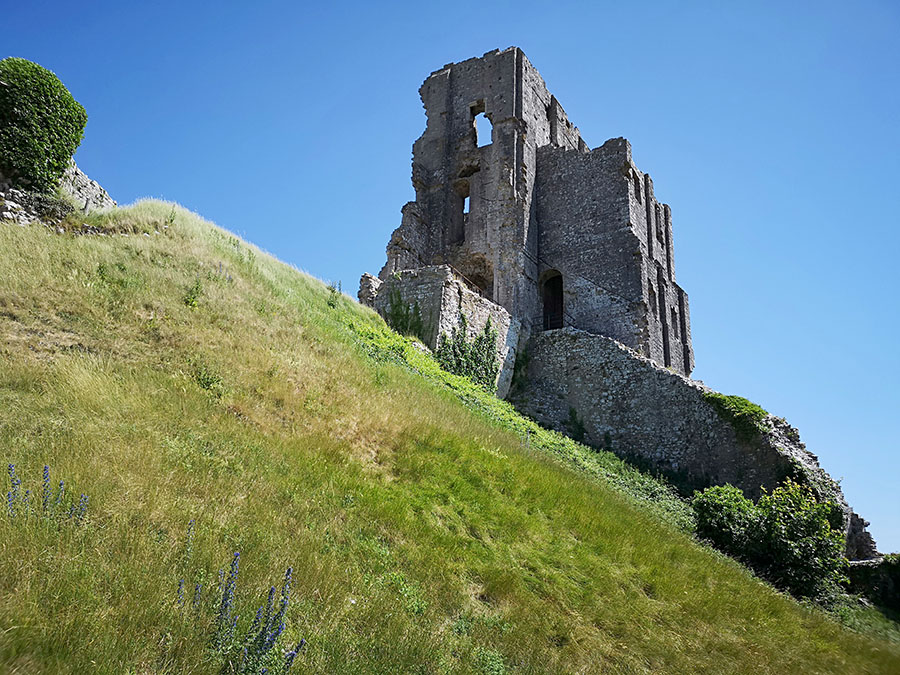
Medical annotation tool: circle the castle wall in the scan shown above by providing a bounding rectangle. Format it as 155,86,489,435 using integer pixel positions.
376,47,691,374
363,47,876,558
380,48,588,335
510,328,876,556
535,139,644,348
369,265,520,397
534,138,693,375
626,154,694,374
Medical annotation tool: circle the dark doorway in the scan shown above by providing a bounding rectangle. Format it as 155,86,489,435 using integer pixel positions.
542,273,563,330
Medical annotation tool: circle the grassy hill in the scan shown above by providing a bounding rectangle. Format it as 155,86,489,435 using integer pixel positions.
0,201,897,674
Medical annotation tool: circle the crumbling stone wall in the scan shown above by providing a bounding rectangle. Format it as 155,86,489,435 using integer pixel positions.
510,327,874,558
360,48,875,557
365,265,520,397
59,159,116,211
1,160,114,225
535,138,692,374
379,48,584,329
371,47,692,375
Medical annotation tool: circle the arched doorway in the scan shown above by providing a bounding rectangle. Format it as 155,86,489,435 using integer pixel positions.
542,272,563,330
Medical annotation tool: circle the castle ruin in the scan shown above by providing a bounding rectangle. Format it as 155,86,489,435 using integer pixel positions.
360,48,877,558
371,47,692,377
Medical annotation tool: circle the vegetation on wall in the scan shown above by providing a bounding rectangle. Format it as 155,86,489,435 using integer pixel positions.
692,480,847,599
0,57,87,193
384,285,427,344
566,406,586,443
702,392,769,443
435,313,499,390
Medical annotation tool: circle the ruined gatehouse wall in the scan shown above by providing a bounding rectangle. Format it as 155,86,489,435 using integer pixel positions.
361,47,877,558
380,47,587,334
375,47,692,375
535,137,692,374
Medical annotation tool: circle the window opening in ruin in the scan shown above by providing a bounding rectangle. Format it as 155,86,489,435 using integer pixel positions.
542,272,564,330
655,204,664,243
450,181,469,245
633,172,642,204
671,308,679,338
657,266,671,367
648,281,657,317
475,113,493,147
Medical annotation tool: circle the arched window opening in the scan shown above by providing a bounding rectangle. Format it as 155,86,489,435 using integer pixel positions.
471,100,492,148
648,279,657,318
542,272,564,330
671,308,679,338
475,113,493,147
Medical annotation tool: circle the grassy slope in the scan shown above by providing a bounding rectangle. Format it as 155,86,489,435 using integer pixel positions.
0,202,897,674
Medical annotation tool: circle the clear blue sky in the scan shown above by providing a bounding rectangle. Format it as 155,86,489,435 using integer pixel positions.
5,1,898,551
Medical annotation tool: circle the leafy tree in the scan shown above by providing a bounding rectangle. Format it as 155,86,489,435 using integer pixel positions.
0,57,87,192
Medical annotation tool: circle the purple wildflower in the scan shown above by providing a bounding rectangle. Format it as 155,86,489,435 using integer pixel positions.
41,466,50,513
193,582,202,611
76,494,88,522
283,639,306,670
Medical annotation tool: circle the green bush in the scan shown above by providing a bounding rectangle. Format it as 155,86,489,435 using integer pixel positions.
435,313,499,391
692,479,846,599
0,57,87,192
693,484,758,553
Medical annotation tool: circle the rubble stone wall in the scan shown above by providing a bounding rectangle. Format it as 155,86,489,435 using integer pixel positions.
366,265,520,397
59,159,116,211
510,327,874,558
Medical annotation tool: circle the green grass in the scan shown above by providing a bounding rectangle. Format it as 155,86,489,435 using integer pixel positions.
0,201,898,673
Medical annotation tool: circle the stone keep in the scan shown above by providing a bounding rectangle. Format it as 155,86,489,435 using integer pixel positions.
376,46,692,376
360,48,877,557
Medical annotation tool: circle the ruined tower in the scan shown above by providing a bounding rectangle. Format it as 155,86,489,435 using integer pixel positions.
375,47,693,376
359,48,878,558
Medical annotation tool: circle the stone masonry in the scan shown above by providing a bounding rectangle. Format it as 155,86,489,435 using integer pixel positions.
365,265,520,397
360,48,877,557
1,159,115,225
508,328,875,557
370,47,691,376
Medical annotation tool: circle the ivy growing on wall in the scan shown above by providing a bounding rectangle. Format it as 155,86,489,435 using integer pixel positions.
384,286,427,344
435,313,499,391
